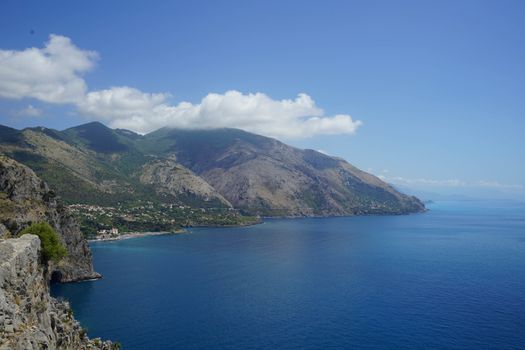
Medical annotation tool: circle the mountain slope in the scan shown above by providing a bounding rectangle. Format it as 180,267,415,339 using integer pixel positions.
0,122,230,209
140,128,425,216
139,158,232,207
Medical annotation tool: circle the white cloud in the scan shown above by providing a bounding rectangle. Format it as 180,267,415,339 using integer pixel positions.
13,104,42,117
77,86,168,133
378,174,523,190
386,176,466,187
475,180,524,189
78,88,363,138
0,35,97,104
0,35,362,139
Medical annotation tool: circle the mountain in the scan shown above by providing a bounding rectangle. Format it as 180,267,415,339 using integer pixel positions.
0,122,229,209
139,128,425,216
0,122,424,227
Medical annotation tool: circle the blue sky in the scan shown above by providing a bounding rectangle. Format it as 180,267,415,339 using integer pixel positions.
0,0,524,198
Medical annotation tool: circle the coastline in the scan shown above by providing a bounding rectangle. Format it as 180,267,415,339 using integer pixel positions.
86,210,426,243
86,221,263,243
88,229,185,243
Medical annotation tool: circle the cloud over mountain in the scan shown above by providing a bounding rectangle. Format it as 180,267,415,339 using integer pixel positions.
0,35,362,138
80,88,362,138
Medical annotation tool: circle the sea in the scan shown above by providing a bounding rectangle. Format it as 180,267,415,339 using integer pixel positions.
51,200,525,349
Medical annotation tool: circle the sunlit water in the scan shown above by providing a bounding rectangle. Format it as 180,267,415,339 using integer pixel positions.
52,201,525,349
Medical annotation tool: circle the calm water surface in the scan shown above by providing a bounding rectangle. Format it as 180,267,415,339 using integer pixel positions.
52,201,525,349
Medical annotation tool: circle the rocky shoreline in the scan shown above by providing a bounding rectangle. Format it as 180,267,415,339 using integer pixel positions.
0,155,100,283
0,235,116,349
0,156,116,348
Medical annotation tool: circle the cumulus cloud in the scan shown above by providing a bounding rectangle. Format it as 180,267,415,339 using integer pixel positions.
0,35,362,139
0,35,97,104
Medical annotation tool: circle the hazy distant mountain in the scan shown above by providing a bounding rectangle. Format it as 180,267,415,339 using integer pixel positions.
0,122,424,216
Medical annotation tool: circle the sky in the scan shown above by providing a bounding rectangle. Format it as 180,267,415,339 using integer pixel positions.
0,0,524,199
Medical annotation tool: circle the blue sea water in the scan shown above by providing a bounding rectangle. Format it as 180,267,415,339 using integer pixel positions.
52,201,525,349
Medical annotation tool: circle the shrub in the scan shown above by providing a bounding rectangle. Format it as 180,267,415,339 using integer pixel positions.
18,222,67,263
35,300,47,314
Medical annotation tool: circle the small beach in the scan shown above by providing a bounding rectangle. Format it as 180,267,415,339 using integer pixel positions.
88,230,184,243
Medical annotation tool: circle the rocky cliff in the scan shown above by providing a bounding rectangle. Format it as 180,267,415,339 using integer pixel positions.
0,235,115,349
0,155,99,282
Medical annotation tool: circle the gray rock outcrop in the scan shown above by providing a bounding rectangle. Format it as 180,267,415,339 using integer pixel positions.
0,235,114,349
0,155,100,282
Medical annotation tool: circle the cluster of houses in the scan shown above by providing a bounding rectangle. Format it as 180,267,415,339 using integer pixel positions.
96,227,119,240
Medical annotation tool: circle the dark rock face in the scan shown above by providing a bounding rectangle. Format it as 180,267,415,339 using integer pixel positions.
0,155,100,282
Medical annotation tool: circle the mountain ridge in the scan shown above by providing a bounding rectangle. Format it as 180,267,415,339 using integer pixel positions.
138,126,424,216
0,122,424,232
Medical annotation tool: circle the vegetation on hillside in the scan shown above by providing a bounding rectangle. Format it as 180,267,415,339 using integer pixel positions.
0,121,424,238
18,222,67,263
69,202,259,238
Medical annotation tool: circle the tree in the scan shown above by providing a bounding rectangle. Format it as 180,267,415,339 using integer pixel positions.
19,222,67,263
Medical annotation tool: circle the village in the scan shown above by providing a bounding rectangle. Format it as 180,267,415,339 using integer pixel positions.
67,201,256,239
95,227,120,240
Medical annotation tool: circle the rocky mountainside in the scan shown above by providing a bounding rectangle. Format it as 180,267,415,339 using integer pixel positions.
0,122,424,219
139,158,232,207
0,155,99,282
0,235,114,349
139,128,425,216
